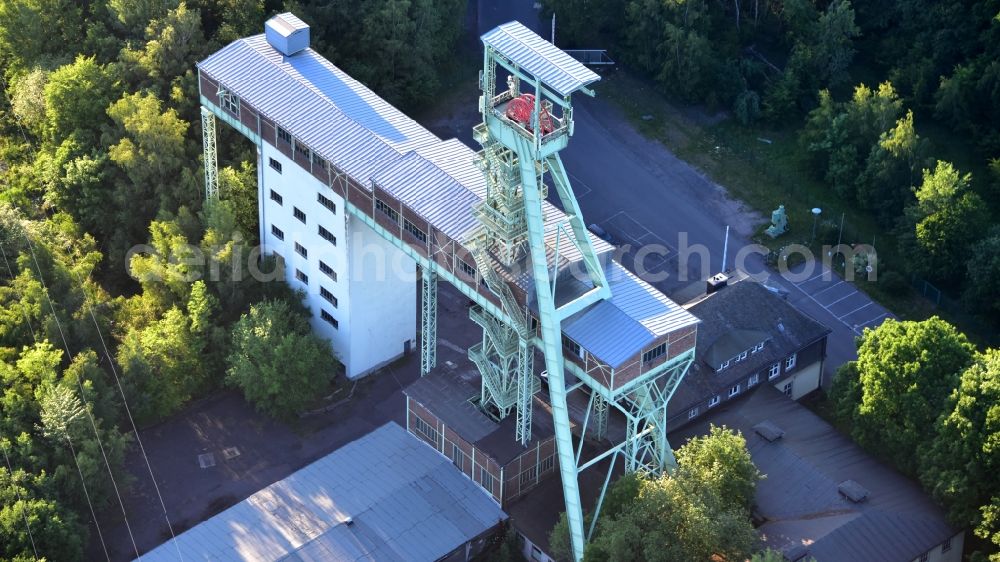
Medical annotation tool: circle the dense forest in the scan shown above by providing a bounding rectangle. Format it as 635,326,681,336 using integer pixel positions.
0,0,465,559
545,0,1000,330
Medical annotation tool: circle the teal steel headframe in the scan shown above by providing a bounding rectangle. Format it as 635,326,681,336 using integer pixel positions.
475,37,611,561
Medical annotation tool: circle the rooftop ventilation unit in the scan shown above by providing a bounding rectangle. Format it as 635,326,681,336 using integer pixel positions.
753,420,785,442
706,272,729,294
265,13,310,56
838,479,870,503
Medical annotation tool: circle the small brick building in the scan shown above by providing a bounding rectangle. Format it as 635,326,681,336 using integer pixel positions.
404,367,563,507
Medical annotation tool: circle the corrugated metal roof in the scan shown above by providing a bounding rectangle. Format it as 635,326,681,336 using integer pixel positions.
138,423,505,562
481,21,600,97
197,31,691,367
372,151,481,242
561,261,699,367
268,12,308,36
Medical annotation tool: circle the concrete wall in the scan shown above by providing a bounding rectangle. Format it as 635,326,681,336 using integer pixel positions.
259,142,415,379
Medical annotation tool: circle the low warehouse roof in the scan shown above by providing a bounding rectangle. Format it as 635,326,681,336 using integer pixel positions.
138,423,506,561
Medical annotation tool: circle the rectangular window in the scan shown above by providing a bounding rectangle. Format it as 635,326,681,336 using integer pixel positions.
719,359,730,371
295,142,310,160
769,362,781,379
319,261,337,281
269,189,283,204
375,198,399,223
688,407,699,419
642,342,667,364
562,335,583,359
293,207,306,224
459,260,476,278
295,269,308,284
320,309,339,329
404,219,427,243
413,417,438,444
317,193,337,214
708,395,720,407
294,242,307,258
748,374,759,386
318,225,337,245
319,286,338,307
451,443,462,468
480,468,494,494
520,466,537,487
277,126,291,144
271,224,284,240
782,381,793,396
752,341,765,353
941,538,952,553
269,158,282,173
729,384,740,397
919,553,929,562
785,353,797,371
221,92,239,115
738,350,748,361
312,152,328,171
540,456,554,473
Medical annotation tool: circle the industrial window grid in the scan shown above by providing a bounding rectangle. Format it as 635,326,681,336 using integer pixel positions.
562,335,583,359
320,309,339,329
782,381,793,396
413,416,438,444
318,225,337,245
319,261,337,281
919,553,929,562
642,342,667,364
269,189,283,204
785,353,797,371
311,152,328,171
768,362,781,379
719,359,730,371
748,373,759,386
942,538,952,553
729,384,740,397
293,207,306,223
752,341,765,353
540,455,554,473
269,158,282,173
736,350,748,362
708,395,721,407
221,91,240,116
458,260,476,278
317,193,337,214
519,465,537,487
319,286,338,308
375,198,399,223
271,224,284,240
277,126,292,144
295,142,310,160
295,269,308,284
294,242,307,258
451,443,462,468
403,218,427,243
688,407,699,419
480,467,494,494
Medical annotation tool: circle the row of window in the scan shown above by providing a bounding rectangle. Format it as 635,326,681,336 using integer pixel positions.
268,169,337,217
718,340,767,371
270,222,336,247
518,455,556,488
688,354,798,421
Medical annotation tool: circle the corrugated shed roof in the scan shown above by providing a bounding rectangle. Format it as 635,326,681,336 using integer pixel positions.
670,386,958,562
561,261,699,367
138,423,505,562
481,21,600,97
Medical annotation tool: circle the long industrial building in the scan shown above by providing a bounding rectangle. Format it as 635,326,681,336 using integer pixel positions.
197,14,699,560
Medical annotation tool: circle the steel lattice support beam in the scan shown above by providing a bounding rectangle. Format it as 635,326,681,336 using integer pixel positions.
420,267,438,376
593,394,608,441
201,107,219,200
515,339,534,444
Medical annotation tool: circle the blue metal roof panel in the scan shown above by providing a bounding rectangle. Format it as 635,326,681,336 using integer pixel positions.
481,21,600,97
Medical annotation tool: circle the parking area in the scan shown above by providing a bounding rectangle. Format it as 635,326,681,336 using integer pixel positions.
791,263,893,335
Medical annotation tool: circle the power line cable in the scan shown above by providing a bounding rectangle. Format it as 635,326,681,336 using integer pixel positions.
1,438,40,561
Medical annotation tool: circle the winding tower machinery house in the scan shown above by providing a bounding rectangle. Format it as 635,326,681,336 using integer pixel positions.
197,14,699,561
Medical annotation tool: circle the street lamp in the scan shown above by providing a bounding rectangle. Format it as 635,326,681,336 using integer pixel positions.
811,207,822,242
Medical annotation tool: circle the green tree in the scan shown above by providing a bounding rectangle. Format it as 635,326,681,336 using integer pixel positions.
907,161,989,285
108,0,178,34
128,218,201,310
9,68,49,138
43,56,116,146
0,467,85,562
226,299,336,419
0,0,82,70
963,228,1000,324
838,317,974,475
581,426,759,561
920,350,1000,546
